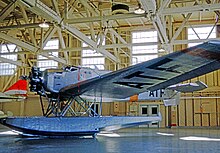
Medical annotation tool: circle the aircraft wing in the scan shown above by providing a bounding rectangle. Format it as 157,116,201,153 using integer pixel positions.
60,40,220,99
0,96,25,100
0,93,26,102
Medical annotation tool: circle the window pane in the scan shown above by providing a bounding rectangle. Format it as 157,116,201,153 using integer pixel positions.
132,31,158,65
142,107,148,115
133,45,158,54
37,39,59,70
81,36,105,70
82,57,105,70
188,26,216,47
152,107,158,115
82,49,103,57
132,55,158,65
0,44,17,75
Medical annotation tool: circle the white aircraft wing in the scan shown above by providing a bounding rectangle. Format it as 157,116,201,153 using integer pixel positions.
0,92,26,103
59,41,220,99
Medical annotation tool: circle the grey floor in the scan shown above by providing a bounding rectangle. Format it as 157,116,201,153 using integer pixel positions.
0,124,219,153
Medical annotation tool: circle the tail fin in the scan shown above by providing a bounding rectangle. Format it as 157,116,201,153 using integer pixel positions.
4,79,27,96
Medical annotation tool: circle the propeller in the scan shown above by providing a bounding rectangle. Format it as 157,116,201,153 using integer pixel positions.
29,67,45,96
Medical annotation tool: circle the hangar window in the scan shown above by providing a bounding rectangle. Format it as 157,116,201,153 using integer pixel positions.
82,37,105,70
37,39,59,71
188,26,216,47
141,106,148,115
0,44,17,75
132,31,158,65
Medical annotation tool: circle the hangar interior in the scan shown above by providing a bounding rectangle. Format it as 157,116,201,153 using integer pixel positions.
0,0,220,128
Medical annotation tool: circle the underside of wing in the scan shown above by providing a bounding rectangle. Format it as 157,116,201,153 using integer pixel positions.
0,96,21,99
60,41,220,99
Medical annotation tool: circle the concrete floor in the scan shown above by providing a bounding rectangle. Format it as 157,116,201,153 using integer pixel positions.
0,124,219,153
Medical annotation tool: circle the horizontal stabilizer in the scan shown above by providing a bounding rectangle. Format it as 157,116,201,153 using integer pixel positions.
163,89,180,106
167,81,207,93
163,98,180,106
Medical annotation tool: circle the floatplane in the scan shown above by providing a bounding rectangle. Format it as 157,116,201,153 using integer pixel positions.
1,41,220,137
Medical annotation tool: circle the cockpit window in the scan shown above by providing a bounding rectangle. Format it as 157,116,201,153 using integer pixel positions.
64,66,77,72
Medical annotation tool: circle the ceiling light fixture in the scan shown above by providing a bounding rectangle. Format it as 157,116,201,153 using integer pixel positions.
112,3,129,15
39,21,49,28
134,3,145,14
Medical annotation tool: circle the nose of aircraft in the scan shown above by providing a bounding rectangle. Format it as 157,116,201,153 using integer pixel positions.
29,67,44,96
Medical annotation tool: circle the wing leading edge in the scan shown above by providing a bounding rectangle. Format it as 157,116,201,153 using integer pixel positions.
60,41,220,99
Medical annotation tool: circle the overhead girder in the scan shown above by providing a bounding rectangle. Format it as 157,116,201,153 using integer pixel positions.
109,27,131,50
0,32,67,64
79,0,131,60
0,23,41,31
18,0,119,63
170,1,199,44
138,0,219,53
2,36,220,56
139,0,156,14
78,0,131,54
65,13,146,24
0,1,67,65
19,4,37,46
85,10,96,41
79,0,99,15
57,29,69,63
51,0,61,17
139,0,172,52
64,24,118,63
41,27,57,48
0,0,219,67
170,13,192,44
157,0,172,15
170,1,217,45
161,3,220,15
0,1,17,22
0,56,24,66
44,0,69,63
0,42,159,56
205,0,220,17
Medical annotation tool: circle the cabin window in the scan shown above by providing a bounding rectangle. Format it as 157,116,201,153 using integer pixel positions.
81,36,105,70
188,26,216,47
37,39,59,71
0,44,17,75
132,31,158,65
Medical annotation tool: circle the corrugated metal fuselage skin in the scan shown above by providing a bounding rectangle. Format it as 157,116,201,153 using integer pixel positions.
0,116,161,137
42,68,110,93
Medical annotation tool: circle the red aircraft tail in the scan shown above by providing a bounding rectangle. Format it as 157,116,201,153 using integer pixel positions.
4,79,27,96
